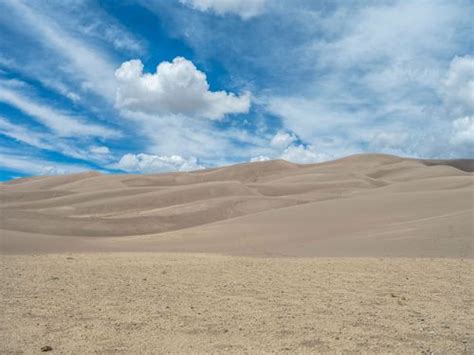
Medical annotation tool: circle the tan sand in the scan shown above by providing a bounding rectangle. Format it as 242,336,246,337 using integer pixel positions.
1,154,472,257
1,254,473,354
1,154,473,353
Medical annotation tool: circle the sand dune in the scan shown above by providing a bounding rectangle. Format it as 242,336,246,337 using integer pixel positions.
1,153,472,256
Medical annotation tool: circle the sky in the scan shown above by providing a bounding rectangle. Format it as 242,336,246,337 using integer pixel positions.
0,0,472,180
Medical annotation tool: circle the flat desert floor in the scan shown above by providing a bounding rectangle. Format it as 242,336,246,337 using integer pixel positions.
1,254,472,354
1,154,473,353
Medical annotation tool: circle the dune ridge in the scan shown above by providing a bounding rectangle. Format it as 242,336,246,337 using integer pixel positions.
1,154,473,256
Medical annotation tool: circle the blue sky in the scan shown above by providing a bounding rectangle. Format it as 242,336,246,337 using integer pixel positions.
0,0,472,180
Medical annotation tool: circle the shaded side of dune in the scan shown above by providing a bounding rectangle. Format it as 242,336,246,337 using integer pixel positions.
420,159,474,172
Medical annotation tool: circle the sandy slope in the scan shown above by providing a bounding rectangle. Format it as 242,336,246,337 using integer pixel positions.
1,154,473,256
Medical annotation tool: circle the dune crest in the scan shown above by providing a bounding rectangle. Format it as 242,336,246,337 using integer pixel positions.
1,154,472,257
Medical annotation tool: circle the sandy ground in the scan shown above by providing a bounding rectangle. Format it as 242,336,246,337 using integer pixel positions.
1,254,473,354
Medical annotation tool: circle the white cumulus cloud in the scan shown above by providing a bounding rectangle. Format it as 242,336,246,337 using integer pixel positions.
115,57,250,120
451,116,474,145
180,0,267,19
270,131,296,149
116,153,205,173
280,144,326,164
250,155,270,162
442,55,474,118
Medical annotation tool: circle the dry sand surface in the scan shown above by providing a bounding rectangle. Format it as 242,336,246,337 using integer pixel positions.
1,154,473,353
1,154,473,256
1,254,473,354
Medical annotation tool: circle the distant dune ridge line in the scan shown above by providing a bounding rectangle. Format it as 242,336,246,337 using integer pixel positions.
1,154,473,257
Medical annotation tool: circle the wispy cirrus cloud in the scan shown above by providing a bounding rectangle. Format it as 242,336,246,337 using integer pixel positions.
179,0,267,19
0,116,52,151
0,85,119,138
0,116,117,167
0,149,89,176
0,0,124,101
